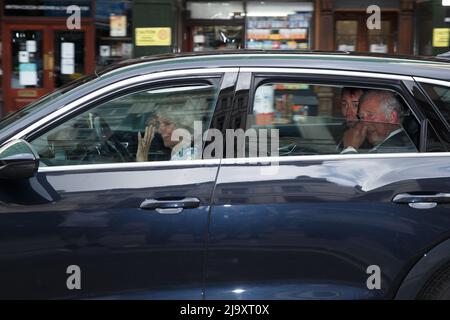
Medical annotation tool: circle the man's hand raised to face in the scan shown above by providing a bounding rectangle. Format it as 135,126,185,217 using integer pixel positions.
343,122,368,150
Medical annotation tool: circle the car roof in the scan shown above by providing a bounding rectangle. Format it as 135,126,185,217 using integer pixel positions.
2,51,449,144
97,50,450,82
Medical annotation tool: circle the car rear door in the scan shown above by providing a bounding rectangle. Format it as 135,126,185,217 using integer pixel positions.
205,69,450,299
0,68,237,299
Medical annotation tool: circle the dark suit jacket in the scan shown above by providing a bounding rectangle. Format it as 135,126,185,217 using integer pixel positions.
341,129,417,154
369,130,417,153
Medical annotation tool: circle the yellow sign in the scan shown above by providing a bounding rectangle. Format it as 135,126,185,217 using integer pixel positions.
17,90,38,98
135,27,171,46
433,28,450,47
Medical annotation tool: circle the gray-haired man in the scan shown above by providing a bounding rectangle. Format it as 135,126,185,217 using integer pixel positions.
341,90,416,153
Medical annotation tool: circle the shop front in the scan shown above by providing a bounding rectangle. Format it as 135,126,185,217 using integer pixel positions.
334,11,397,53
96,0,133,69
183,1,314,51
316,0,415,55
416,0,450,57
1,0,96,114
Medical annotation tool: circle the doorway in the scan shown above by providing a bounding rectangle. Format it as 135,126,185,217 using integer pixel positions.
2,23,95,114
334,12,398,54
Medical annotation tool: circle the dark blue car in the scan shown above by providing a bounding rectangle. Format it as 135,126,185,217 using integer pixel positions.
1,51,450,299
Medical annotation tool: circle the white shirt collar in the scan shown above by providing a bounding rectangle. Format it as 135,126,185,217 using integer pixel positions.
385,128,402,141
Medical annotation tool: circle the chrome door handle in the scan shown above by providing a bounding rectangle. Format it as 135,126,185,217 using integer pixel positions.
139,197,201,214
393,193,450,204
392,193,450,209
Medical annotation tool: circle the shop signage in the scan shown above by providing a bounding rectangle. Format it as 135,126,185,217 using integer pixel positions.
369,43,388,53
17,90,38,98
338,44,355,52
61,42,75,75
135,28,171,46
19,63,37,86
4,0,92,17
433,28,450,47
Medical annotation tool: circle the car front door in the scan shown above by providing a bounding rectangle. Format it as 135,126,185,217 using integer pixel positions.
0,68,237,299
205,69,450,299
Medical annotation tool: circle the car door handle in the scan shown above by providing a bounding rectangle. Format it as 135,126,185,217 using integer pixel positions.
139,197,201,214
392,193,450,209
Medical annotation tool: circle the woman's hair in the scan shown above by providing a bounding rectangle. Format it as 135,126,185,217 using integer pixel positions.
154,105,193,133
154,98,210,133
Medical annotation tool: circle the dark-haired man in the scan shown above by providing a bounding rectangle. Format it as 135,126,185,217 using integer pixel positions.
341,87,364,122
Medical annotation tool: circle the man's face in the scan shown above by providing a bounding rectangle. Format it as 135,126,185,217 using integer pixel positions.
341,90,363,122
358,95,398,145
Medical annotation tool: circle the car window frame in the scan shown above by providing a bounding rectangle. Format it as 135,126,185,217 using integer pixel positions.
226,68,429,159
414,77,450,149
8,68,239,169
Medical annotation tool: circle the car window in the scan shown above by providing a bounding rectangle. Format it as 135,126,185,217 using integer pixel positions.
420,83,450,128
244,82,418,157
30,82,220,166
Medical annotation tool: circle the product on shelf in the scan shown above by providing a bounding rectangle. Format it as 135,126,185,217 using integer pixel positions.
246,12,312,50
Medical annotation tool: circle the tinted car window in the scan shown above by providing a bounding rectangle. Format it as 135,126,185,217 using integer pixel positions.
246,82,418,156
30,83,220,166
420,83,450,127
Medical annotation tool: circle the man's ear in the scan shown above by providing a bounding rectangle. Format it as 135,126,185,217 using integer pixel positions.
391,111,399,124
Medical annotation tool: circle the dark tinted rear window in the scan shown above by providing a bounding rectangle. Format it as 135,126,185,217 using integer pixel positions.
421,83,450,127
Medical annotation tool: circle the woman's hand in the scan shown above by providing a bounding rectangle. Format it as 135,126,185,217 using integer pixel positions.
136,124,155,162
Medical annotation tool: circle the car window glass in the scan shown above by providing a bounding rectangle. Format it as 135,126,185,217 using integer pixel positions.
420,83,450,127
244,82,418,157
30,82,220,166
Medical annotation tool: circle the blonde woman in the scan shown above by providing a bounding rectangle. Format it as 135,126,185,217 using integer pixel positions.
136,106,201,162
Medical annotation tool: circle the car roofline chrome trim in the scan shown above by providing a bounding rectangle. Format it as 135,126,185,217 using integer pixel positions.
102,53,448,77
7,67,239,143
240,67,413,81
37,152,450,173
413,77,450,87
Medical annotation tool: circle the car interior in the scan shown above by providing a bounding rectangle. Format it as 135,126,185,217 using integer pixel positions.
30,84,216,166
248,83,421,156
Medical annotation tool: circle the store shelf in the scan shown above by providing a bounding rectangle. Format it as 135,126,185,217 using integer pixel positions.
248,38,308,41
247,26,310,30
246,12,312,51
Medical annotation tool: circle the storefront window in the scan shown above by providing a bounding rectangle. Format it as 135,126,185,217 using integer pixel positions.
186,1,314,52
186,1,245,52
96,0,133,69
193,26,244,51
187,2,244,20
415,0,433,56
10,30,43,89
336,21,357,51
54,31,86,87
246,2,313,50
368,21,391,53
335,13,397,54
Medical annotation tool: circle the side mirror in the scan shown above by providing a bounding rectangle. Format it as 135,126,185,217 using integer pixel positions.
0,139,40,179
